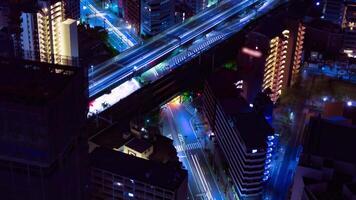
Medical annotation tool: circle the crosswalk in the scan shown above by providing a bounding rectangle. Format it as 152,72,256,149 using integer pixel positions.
175,142,202,152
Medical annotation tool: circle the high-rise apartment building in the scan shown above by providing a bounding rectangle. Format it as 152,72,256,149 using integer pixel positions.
140,0,175,37
262,22,305,102
0,58,87,200
20,12,39,60
203,69,278,199
37,1,64,64
342,1,356,58
20,1,78,66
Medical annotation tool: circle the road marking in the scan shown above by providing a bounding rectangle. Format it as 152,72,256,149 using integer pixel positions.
191,154,213,200
175,142,202,152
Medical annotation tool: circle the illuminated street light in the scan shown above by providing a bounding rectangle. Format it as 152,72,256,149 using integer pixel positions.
347,101,353,107
114,182,122,186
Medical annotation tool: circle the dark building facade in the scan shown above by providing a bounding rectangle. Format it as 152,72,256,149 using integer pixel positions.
291,116,356,200
123,0,141,34
0,58,88,199
90,147,188,200
202,69,277,199
323,0,345,25
42,0,80,20
342,1,356,58
140,0,175,37
237,31,270,103
62,0,80,20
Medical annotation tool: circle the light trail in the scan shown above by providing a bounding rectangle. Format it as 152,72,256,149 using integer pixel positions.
85,1,135,47
192,154,214,200
87,0,283,116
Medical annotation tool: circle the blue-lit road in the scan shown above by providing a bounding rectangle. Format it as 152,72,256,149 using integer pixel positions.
161,100,224,200
80,0,140,51
263,144,301,200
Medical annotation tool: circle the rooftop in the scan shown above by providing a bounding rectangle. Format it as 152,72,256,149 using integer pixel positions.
232,112,274,149
90,122,132,150
207,69,273,149
125,137,152,153
91,147,187,191
0,58,78,105
306,116,356,164
149,134,179,164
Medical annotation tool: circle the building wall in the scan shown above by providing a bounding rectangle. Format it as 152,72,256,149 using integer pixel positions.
91,167,178,199
140,0,175,37
186,0,219,14
63,0,80,20
202,82,268,199
342,2,356,58
323,0,345,25
0,63,88,200
124,0,141,34
60,18,79,65
122,145,153,160
237,32,270,103
20,12,39,60
0,5,9,30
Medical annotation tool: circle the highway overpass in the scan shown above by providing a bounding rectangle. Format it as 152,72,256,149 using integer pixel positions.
88,0,284,117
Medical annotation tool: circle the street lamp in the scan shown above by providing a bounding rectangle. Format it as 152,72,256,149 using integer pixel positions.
347,101,353,107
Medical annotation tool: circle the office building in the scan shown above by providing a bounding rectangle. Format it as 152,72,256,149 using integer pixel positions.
90,147,188,200
186,0,207,14
174,1,194,23
262,21,305,102
203,69,277,199
342,1,356,58
20,1,78,66
140,0,175,37
123,0,141,34
0,58,87,199
186,0,218,14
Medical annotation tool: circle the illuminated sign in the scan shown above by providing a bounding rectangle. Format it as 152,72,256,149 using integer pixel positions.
242,47,262,58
